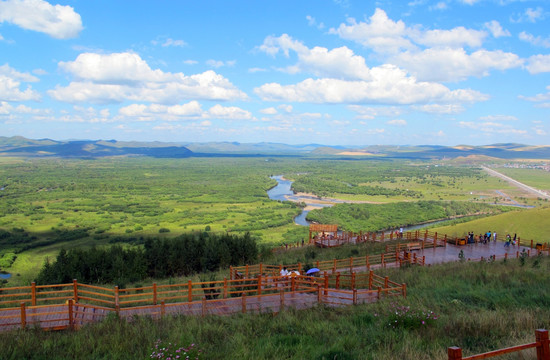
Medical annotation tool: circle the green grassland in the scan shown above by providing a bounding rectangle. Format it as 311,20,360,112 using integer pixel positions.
494,167,550,192
0,157,547,285
0,157,308,284
1,156,550,358
432,206,550,242
288,161,519,204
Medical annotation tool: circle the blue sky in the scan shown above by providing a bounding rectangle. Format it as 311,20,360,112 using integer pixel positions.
1,0,549,146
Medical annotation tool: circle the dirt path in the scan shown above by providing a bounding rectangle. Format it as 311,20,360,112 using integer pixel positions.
482,166,550,200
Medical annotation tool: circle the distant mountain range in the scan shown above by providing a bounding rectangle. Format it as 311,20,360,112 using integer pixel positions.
1,136,549,160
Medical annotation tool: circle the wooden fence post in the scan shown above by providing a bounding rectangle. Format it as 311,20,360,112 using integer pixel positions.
384,276,389,288
202,297,207,317
351,272,356,290
447,346,462,360
317,285,322,304
114,286,120,315
377,287,382,300
31,282,36,306
381,253,385,268
242,293,247,314
152,283,157,305
353,289,357,305
336,273,340,289
68,299,74,330
402,283,407,298
73,279,78,303
223,278,228,299
160,301,165,318
188,280,193,303
349,257,353,273
369,271,373,290
536,329,550,360
258,275,262,296
20,303,26,329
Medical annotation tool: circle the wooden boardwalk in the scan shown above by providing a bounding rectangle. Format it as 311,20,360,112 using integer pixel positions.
0,282,399,332
0,272,405,332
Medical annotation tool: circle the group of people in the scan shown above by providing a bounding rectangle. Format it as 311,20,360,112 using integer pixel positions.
465,231,497,244
279,267,300,277
504,233,518,248
464,231,518,247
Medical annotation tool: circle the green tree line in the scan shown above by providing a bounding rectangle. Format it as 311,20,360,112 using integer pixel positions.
36,232,258,286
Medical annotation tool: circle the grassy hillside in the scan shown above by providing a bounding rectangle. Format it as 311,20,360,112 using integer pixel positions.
1,256,549,359
432,206,550,242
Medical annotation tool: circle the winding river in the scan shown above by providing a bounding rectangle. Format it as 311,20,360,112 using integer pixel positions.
267,175,470,231
267,176,332,226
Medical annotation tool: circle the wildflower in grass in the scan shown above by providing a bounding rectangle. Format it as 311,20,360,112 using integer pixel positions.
150,339,203,360
385,302,438,330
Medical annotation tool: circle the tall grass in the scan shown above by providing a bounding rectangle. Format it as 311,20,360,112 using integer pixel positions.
1,255,549,359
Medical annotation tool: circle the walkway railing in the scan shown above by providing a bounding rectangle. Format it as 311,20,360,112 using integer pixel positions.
0,270,406,332
448,329,550,360
229,250,423,280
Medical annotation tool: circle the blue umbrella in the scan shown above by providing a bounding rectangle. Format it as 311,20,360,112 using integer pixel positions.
306,268,320,275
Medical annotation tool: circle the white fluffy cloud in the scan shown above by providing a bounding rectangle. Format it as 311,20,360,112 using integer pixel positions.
412,104,465,114
459,121,527,135
479,115,518,122
0,64,40,101
326,9,523,83
391,48,523,82
260,34,371,80
206,59,236,68
519,32,550,48
329,9,414,54
330,8,490,53
348,105,402,119
255,64,488,105
410,27,486,48
49,52,248,104
387,119,407,126
0,0,82,39
519,85,550,107
260,107,277,115
484,21,510,38
117,101,253,122
526,55,550,74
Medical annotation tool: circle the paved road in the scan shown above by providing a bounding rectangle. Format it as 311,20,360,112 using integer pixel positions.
482,166,550,200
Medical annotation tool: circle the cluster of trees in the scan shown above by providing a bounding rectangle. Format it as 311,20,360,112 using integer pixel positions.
306,200,513,232
36,232,258,286
292,177,421,198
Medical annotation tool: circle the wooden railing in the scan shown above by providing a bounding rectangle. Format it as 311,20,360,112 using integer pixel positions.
230,250,423,280
448,329,549,360
0,271,406,332
312,229,436,248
